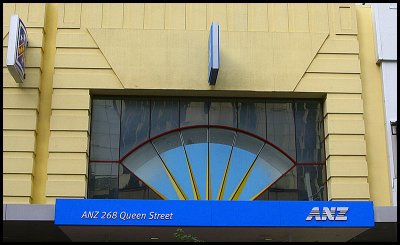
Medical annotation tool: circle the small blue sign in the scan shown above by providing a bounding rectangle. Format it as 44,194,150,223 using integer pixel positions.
55,199,375,227
208,22,220,85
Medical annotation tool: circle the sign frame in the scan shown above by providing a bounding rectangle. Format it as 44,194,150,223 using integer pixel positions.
208,22,220,85
7,14,28,83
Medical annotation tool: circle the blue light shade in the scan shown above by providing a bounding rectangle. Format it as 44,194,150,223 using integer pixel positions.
121,126,295,200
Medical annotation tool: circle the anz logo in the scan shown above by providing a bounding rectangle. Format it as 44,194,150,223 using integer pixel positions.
306,207,349,221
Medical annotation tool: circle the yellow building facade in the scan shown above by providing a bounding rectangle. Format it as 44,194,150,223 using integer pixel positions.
3,3,396,242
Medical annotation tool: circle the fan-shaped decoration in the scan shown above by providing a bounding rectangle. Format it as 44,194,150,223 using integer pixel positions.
121,125,295,200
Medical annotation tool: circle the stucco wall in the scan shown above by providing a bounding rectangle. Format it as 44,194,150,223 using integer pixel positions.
3,3,379,204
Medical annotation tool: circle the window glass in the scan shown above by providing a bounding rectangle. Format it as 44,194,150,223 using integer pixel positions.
222,132,264,200
294,101,325,163
209,100,237,128
150,99,179,138
297,165,327,201
181,128,208,200
122,142,179,200
266,102,296,161
90,99,121,161
152,131,196,200
238,100,266,138
180,99,209,127
239,142,295,200
209,127,236,200
255,167,298,201
120,99,150,158
88,162,119,199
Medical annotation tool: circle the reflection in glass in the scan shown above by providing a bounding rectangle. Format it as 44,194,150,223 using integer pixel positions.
88,162,119,199
238,143,295,200
266,102,296,160
90,99,121,161
120,99,150,158
238,100,266,138
294,102,325,163
209,128,236,200
122,142,179,200
150,99,179,137
152,131,195,200
222,132,264,200
297,165,326,201
255,167,298,201
180,100,209,127
181,128,208,200
209,100,237,128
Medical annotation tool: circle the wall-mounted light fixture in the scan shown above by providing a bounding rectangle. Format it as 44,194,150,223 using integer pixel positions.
390,121,397,135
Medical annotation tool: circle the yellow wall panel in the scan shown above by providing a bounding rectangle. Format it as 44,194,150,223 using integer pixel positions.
328,180,370,200
46,175,87,197
324,93,363,115
48,153,88,175
308,54,360,74
123,3,144,29
27,3,45,27
144,3,165,30
296,73,362,93
56,29,98,48
319,38,359,54
48,131,88,153
326,156,368,179
3,196,31,204
325,135,366,156
165,3,185,30
15,3,29,25
3,130,36,152
50,110,89,131
102,3,123,28
186,3,206,31
3,174,32,196
53,69,123,89
308,3,329,33
227,3,248,31
3,3,16,26
3,28,43,48
3,152,35,174
51,89,90,110
288,3,309,32
334,3,358,35
58,3,81,29
54,48,110,69
3,68,41,89
3,109,38,130
3,88,39,109
207,3,227,31
248,3,268,31
324,114,365,136
3,47,42,68
81,3,102,28
268,3,288,32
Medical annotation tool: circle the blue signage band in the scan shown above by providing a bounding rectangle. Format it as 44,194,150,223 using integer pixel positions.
55,199,374,228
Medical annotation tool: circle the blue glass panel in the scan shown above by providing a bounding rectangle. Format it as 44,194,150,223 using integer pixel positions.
209,100,237,128
295,101,325,163
181,128,208,200
90,99,121,161
120,99,150,158
180,100,209,127
222,132,264,200
238,143,294,200
266,102,296,161
122,143,179,200
152,131,195,200
209,128,236,200
238,100,266,138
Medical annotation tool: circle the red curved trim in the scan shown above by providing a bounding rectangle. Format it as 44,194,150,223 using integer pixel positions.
119,124,298,165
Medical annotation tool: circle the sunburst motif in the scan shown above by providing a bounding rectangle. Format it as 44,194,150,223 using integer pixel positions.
120,125,295,201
